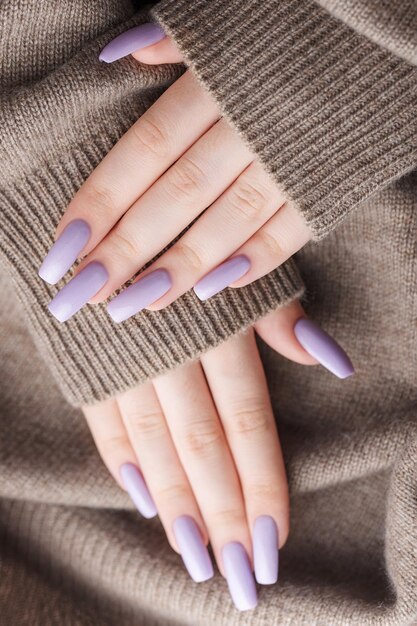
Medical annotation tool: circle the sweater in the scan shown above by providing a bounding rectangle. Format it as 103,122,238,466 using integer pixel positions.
0,0,416,624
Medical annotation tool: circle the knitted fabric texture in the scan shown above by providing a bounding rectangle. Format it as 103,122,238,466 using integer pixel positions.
0,0,416,624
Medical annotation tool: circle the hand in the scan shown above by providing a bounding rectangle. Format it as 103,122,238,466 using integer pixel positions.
39,24,312,324
82,301,354,611
84,303,303,611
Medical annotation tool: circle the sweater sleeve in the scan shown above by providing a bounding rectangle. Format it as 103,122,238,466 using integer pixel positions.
0,1,304,406
152,0,417,239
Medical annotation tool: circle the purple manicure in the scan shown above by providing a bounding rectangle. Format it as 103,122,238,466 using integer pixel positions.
173,516,214,583
222,542,257,611
294,318,354,379
120,463,157,519
99,23,166,63
253,516,279,585
39,220,91,285
48,261,108,322
193,256,251,301
107,269,172,323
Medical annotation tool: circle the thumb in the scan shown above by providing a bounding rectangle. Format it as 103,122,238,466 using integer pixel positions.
254,301,355,379
99,23,184,65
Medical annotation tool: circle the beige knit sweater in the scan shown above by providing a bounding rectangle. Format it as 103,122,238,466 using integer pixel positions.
0,1,416,624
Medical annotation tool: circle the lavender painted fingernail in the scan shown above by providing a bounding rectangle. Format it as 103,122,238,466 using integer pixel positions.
120,463,157,519
38,220,91,285
107,269,172,323
294,318,354,379
99,23,166,63
253,516,279,585
222,542,257,611
193,256,251,301
48,261,108,322
173,516,214,583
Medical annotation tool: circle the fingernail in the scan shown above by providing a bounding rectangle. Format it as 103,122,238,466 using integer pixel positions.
294,318,354,378
193,256,251,301
99,23,166,63
120,463,157,519
222,542,257,611
48,261,108,322
253,516,279,585
38,220,91,285
172,516,214,583
107,269,172,323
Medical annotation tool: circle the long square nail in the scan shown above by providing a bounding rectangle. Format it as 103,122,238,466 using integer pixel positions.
173,516,214,582
253,516,279,585
120,463,157,519
107,269,172,323
38,220,91,285
193,256,250,301
222,542,257,611
48,261,108,322
99,23,166,63
294,318,354,378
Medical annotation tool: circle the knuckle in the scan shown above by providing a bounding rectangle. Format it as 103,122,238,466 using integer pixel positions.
156,482,191,504
182,418,224,456
132,114,170,159
99,434,128,457
124,408,165,439
165,156,207,201
228,178,269,222
210,508,244,528
246,481,282,501
83,184,117,219
108,228,140,262
172,240,203,273
229,402,272,437
256,228,286,261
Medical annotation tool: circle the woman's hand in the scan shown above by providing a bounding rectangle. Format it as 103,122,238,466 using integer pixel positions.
39,25,312,323
82,302,353,611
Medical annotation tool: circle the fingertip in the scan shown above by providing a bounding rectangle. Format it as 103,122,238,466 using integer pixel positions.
255,301,319,366
132,37,184,65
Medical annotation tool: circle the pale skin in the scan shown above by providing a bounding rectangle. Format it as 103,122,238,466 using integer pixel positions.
83,301,317,575
56,39,312,307
80,38,317,575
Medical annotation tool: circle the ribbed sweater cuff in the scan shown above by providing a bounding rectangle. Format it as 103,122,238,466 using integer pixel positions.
0,8,304,406
1,167,303,405
152,0,417,239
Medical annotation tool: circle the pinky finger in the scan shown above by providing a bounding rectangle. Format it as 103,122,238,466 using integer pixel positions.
83,399,157,518
131,35,184,65
227,201,311,289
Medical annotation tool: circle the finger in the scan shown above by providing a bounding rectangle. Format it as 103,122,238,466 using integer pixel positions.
255,300,318,365
153,361,252,576
82,117,253,306
47,71,219,271
226,201,311,289
83,398,157,518
132,36,184,65
201,330,289,584
116,381,211,567
256,303,355,378
126,160,285,312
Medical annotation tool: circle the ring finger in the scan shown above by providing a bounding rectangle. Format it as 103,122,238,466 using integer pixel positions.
153,361,252,577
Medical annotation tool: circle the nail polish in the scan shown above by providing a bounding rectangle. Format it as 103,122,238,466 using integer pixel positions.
172,516,214,583
48,261,108,322
99,23,166,63
222,542,257,611
120,463,157,519
193,256,251,301
294,318,354,378
107,269,172,323
253,516,279,585
38,220,91,285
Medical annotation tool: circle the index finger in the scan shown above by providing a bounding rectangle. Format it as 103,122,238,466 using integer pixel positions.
51,71,219,267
